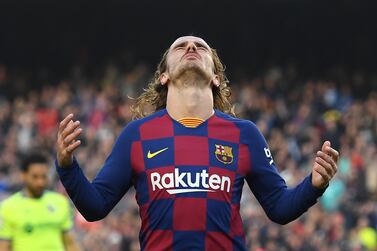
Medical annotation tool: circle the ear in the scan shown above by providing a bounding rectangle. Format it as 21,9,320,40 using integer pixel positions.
160,73,169,85
212,75,220,87
21,172,26,181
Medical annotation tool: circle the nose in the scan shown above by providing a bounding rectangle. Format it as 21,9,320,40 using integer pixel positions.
186,42,197,52
36,177,47,187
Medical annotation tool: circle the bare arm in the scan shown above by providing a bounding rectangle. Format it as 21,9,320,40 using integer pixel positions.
62,231,81,251
0,240,10,251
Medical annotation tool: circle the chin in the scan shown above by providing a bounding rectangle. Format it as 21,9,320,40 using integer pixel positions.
31,190,45,198
175,63,210,80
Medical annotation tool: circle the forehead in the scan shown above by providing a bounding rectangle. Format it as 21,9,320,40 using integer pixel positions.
170,36,210,49
25,163,48,174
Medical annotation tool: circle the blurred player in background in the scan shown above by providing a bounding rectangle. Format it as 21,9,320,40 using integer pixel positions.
56,36,339,250
0,153,81,251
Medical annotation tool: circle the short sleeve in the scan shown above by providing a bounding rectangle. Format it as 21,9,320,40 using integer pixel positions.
0,203,13,240
60,198,74,232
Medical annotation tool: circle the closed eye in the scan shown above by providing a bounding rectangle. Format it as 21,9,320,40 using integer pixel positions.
195,42,209,51
173,42,186,50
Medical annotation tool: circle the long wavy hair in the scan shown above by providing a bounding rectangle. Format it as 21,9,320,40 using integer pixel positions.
131,47,235,119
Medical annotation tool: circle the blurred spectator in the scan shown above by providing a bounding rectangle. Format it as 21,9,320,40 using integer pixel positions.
0,63,376,251
0,152,81,251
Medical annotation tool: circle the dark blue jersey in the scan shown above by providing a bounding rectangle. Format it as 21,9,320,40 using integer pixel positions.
56,109,325,250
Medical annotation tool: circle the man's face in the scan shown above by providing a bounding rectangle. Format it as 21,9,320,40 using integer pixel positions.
165,36,216,82
23,163,49,198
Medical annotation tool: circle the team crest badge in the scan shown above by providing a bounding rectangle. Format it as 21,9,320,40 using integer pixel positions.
215,144,233,164
47,204,56,213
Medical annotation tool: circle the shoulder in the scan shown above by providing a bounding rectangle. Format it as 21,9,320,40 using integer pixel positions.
214,110,263,140
42,192,72,218
132,109,168,124
43,191,69,205
0,192,23,213
119,109,168,140
214,110,256,127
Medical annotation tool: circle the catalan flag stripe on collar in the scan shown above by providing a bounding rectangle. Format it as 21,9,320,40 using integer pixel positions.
177,117,205,128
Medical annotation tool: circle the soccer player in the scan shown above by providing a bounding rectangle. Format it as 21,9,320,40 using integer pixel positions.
56,36,339,250
0,153,81,251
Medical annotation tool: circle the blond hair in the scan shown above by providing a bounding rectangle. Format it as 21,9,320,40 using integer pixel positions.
131,47,235,119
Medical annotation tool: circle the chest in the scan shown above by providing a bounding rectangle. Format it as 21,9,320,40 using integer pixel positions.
133,136,251,172
10,200,64,233
132,137,251,204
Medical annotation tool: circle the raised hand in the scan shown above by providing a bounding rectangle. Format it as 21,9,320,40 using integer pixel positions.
312,141,339,189
57,114,83,167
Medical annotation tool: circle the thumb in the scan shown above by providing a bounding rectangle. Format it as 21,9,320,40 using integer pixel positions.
322,141,331,151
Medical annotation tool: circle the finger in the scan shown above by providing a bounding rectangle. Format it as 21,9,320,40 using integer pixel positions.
317,151,338,174
61,120,81,139
59,119,73,140
324,147,339,162
60,120,75,139
63,128,83,145
313,163,331,182
59,114,74,132
66,140,81,153
58,120,73,142
315,156,336,177
321,141,331,152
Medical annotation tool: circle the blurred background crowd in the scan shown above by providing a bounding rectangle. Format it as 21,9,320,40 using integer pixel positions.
0,61,376,251
1,1,376,250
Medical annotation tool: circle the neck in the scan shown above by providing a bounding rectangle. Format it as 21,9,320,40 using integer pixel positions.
23,188,43,199
166,82,214,121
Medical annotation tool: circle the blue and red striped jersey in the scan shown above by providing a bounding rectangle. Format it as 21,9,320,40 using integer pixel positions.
56,109,325,250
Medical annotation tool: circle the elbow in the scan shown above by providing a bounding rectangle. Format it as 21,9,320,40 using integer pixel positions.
268,215,291,225
266,209,297,225
84,216,103,222
81,211,108,222
77,205,109,222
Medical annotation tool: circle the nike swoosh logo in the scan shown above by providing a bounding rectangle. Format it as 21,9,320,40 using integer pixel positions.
147,147,168,159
